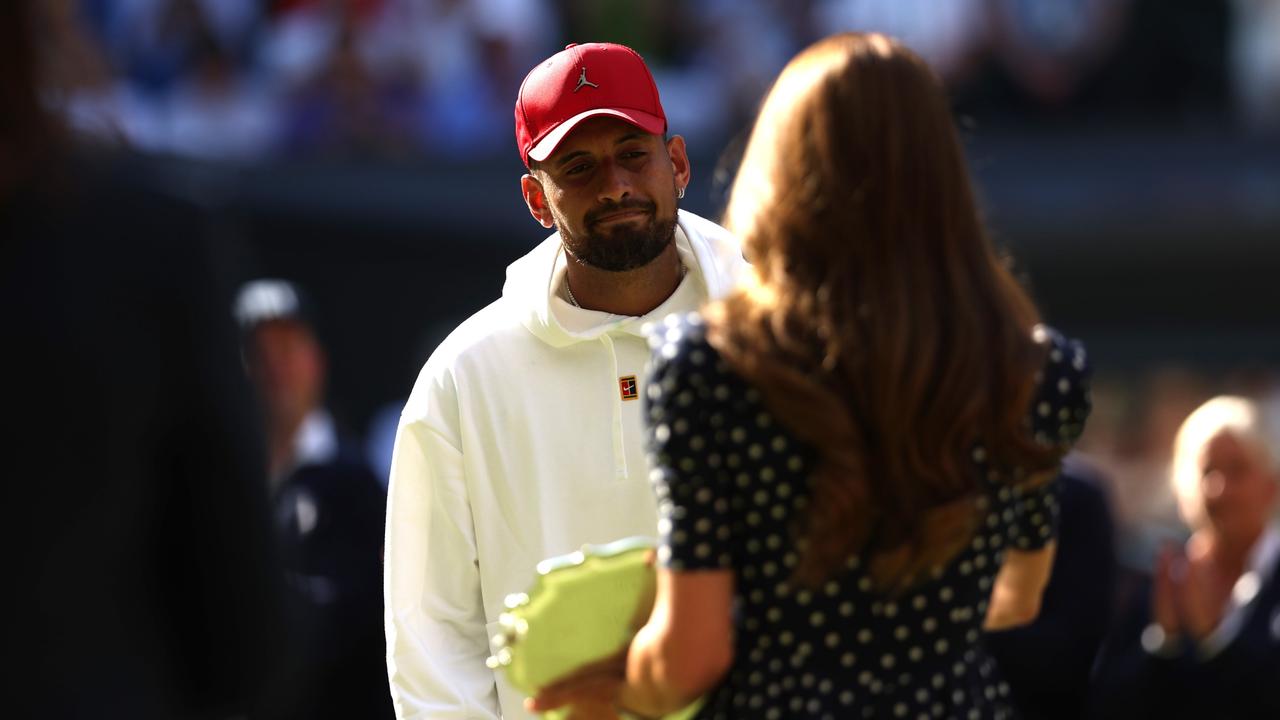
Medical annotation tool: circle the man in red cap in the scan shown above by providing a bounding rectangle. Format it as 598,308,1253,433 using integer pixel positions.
384,42,748,719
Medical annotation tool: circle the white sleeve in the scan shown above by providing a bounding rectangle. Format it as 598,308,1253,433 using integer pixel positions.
384,414,500,720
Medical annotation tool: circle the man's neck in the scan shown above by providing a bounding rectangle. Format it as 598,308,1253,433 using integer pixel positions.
564,241,684,316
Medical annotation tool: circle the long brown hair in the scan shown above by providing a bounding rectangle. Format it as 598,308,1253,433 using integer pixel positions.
708,33,1061,592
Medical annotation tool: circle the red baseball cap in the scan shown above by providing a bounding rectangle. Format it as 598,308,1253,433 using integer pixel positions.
515,42,667,168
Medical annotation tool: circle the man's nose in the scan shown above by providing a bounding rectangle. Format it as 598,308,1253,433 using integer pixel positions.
596,161,632,204
1202,470,1227,500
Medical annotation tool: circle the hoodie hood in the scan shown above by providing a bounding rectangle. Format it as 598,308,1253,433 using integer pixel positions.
504,209,748,347
499,209,747,483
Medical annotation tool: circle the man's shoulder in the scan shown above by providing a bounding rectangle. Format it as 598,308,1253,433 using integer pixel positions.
402,298,535,404
676,209,749,296
428,295,535,357
677,209,735,252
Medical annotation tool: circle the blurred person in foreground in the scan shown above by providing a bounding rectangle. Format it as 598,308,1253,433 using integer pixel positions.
235,279,393,720
531,32,1092,720
1090,395,1280,718
382,41,749,719
2,0,287,717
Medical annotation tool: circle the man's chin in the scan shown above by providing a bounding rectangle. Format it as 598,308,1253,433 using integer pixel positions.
568,212,677,271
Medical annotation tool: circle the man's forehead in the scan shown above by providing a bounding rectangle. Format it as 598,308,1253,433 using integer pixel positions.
549,117,659,160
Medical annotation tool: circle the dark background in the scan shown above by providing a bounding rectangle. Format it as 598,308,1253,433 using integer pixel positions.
188,128,1278,435
35,0,1280,551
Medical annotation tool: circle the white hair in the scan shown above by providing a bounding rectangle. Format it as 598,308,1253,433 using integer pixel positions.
1170,395,1279,529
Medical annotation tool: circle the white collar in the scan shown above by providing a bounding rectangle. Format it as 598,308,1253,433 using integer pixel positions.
1200,523,1280,657
293,408,339,468
551,225,706,335
1246,523,1280,582
270,408,339,494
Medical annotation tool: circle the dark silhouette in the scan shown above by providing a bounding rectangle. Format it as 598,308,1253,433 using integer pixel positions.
4,2,290,717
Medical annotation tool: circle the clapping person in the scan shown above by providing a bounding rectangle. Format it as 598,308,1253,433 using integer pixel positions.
1091,395,1280,719
531,33,1092,720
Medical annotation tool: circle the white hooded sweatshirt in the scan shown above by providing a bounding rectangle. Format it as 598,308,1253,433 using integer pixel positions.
385,209,748,719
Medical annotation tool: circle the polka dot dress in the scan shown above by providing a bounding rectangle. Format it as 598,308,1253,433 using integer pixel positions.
644,313,1091,720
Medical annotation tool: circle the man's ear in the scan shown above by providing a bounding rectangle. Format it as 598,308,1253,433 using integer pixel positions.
521,173,555,229
666,135,691,194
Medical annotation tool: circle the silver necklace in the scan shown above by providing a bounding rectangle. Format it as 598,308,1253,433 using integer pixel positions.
565,278,581,308
564,264,687,309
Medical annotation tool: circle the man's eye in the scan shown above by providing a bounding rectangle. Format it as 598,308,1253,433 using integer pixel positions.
565,163,590,175
622,151,646,160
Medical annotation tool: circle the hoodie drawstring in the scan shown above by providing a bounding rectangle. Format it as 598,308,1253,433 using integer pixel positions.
597,333,629,480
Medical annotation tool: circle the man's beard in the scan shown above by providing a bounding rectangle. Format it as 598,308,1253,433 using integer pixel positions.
559,200,677,272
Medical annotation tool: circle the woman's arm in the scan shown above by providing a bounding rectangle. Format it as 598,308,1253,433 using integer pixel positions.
984,541,1056,631
619,568,735,718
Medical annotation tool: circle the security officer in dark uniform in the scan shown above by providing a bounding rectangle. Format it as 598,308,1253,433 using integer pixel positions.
236,279,393,720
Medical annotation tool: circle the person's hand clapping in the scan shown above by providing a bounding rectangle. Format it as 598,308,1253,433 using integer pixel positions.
1152,539,1228,649
1152,543,1183,639
1178,539,1226,641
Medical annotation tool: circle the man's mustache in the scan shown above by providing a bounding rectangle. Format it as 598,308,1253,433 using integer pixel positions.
585,200,656,226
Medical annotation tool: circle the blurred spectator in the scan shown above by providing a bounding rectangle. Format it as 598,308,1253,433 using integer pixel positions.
985,457,1119,720
561,0,674,58
810,0,1137,118
986,0,1132,107
31,0,127,140
258,0,350,91
692,0,815,144
99,0,261,93
1229,0,1280,133
4,1,289,717
1090,395,1280,718
262,0,560,158
235,278,393,720
108,0,222,94
408,0,558,158
279,3,416,158
70,0,278,159
44,0,1271,159
557,0,814,150
164,16,280,161
812,0,990,83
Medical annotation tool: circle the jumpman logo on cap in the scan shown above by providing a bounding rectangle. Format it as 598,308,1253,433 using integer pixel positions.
574,67,599,93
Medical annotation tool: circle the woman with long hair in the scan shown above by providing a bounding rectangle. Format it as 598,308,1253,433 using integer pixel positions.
531,32,1093,720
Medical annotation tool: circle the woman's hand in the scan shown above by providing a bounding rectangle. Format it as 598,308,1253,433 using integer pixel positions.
526,553,658,720
525,647,628,719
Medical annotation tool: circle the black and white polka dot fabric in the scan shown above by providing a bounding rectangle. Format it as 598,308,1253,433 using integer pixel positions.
644,313,1091,720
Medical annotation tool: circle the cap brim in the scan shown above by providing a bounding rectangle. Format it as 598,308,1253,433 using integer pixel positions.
527,108,666,163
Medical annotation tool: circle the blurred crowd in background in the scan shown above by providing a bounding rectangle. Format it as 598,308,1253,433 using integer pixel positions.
35,0,1280,164
10,0,1280,718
